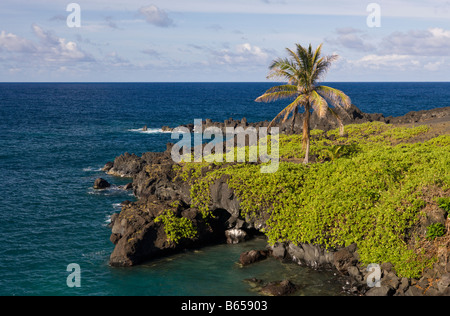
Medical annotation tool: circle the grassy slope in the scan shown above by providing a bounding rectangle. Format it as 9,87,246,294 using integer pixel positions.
176,122,450,278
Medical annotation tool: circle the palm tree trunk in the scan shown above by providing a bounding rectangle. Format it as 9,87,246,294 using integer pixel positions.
291,106,298,134
337,116,344,137
302,102,311,164
339,123,344,137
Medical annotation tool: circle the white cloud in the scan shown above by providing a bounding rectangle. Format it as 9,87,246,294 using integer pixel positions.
31,24,92,62
33,0,448,18
2,0,450,81
326,28,375,52
351,54,419,70
138,5,174,27
141,48,162,59
348,53,450,74
330,26,450,74
0,24,95,78
0,30,36,53
236,43,269,61
382,28,450,56
211,43,272,66
104,51,131,67
424,61,443,71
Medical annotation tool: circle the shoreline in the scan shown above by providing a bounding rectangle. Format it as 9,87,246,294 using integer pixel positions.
157,105,450,135
100,105,450,296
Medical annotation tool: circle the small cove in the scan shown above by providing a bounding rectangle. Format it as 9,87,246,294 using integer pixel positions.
104,237,348,296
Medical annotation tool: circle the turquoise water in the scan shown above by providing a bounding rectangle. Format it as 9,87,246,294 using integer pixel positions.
1,83,449,296
102,237,346,296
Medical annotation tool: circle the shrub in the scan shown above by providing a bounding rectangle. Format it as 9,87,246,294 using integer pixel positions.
155,202,198,244
437,197,450,213
318,143,360,162
426,223,446,240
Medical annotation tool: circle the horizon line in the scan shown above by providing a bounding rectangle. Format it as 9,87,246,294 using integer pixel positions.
1,81,450,84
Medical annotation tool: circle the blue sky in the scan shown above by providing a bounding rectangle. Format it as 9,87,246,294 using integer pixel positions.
0,0,449,82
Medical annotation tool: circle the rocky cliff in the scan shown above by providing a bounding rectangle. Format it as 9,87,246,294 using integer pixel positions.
103,145,251,267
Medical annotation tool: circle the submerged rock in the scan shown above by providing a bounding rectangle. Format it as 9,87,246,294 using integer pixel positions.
260,280,299,296
239,249,271,266
93,178,110,189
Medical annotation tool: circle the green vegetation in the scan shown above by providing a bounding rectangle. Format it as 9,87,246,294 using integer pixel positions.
426,223,446,240
155,201,198,244
438,197,450,213
318,144,360,162
174,122,450,278
255,43,352,164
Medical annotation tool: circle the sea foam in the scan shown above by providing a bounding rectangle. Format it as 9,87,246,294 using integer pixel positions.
128,128,172,134
83,167,103,172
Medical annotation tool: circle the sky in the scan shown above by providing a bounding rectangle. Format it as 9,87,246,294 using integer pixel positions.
0,0,449,82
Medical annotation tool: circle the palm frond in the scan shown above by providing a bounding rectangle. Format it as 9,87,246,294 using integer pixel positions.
268,94,307,128
316,85,351,109
327,107,345,136
311,44,323,68
310,90,328,118
285,47,302,69
296,44,310,70
311,54,338,83
264,84,298,94
255,90,298,103
267,58,299,82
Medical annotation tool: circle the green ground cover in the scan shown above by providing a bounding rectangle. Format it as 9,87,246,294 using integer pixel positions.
174,122,450,278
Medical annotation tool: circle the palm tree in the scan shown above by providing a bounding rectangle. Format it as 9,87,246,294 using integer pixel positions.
255,43,352,164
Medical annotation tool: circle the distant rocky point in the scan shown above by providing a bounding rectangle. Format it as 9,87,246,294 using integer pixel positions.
159,105,450,135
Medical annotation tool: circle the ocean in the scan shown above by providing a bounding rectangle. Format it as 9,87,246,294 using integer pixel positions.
1,82,449,296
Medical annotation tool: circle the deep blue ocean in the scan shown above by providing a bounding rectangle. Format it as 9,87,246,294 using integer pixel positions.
1,82,449,296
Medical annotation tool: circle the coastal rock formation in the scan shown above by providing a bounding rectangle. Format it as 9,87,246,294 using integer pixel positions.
260,280,299,296
108,196,233,267
239,249,271,266
333,246,358,274
93,178,111,189
106,146,257,267
267,242,450,296
122,183,133,190
161,105,450,135
101,162,114,172
285,103,384,134
109,197,171,267
243,278,299,296
107,153,145,178
160,103,385,135
385,106,450,125
225,228,247,244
